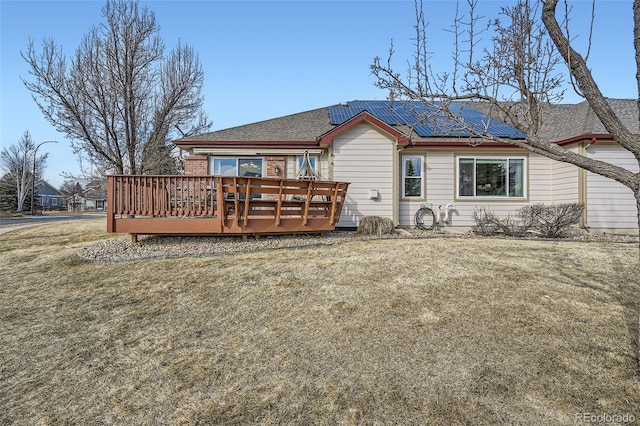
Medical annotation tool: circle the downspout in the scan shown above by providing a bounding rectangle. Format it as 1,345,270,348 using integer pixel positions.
392,140,400,225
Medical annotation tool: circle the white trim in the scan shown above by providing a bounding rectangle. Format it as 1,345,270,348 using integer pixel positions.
456,155,527,199
402,155,424,199
296,155,318,178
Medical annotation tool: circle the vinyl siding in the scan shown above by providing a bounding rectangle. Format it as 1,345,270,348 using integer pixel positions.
332,123,395,227
586,144,638,231
399,151,553,227
551,146,580,203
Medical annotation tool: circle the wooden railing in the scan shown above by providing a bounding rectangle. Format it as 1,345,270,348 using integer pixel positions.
107,175,349,240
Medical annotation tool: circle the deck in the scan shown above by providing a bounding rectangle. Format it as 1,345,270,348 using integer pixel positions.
106,175,349,242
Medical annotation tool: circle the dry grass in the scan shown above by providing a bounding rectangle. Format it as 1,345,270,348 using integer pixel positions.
356,216,396,236
1,219,639,425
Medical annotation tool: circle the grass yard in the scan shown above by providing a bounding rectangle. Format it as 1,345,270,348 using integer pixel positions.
1,219,639,425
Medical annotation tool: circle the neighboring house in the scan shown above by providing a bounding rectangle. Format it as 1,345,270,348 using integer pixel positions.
36,181,65,211
66,180,107,211
173,99,639,234
82,183,107,211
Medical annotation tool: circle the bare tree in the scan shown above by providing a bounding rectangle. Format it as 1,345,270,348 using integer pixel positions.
22,0,211,175
372,0,640,375
0,131,48,212
371,0,640,240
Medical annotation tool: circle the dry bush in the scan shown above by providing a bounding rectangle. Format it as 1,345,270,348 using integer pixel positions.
473,203,584,238
357,215,396,236
472,207,499,235
496,210,533,237
523,203,585,238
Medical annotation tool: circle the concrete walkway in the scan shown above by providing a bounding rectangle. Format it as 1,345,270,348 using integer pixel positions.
0,223,46,235
0,214,106,235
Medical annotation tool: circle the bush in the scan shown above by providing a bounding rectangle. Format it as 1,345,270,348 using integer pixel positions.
521,203,585,238
357,216,396,236
472,203,584,238
472,208,501,236
472,207,532,237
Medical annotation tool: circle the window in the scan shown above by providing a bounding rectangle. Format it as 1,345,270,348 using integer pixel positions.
402,156,423,198
296,155,317,174
211,157,264,199
457,157,525,198
213,158,237,176
212,158,264,177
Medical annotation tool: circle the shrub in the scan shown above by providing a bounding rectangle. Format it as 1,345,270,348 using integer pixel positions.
495,209,534,237
472,203,584,238
472,207,532,237
357,216,396,236
522,203,584,238
472,208,501,236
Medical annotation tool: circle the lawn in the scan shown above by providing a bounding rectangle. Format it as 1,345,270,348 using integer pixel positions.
1,219,639,425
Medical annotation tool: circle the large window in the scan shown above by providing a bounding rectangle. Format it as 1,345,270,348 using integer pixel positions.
212,157,264,177
458,156,525,198
402,156,423,198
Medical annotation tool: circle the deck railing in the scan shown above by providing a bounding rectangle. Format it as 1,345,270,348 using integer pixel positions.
107,175,349,240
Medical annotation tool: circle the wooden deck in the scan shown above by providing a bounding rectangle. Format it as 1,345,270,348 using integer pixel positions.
106,175,349,242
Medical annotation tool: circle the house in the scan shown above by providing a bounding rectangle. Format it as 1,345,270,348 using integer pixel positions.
82,181,107,211
35,181,65,211
173,99,639,234
66,180,107,212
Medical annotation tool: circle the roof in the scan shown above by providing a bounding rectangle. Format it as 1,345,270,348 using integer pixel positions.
174,98,639,148
35,181,62,196
538,98,639,142
179,107,334,144
328,100,526,139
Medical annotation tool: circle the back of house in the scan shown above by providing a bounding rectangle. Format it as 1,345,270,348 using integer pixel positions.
174,99,639,235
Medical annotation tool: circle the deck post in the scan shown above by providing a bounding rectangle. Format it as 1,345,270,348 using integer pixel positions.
243,178,251,226
275,179,284,227
216,176,224,233
302,180,313,226
329,183,340,225
107,176,115,233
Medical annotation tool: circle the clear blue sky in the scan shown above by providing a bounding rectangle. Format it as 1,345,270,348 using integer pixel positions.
0,0,636,188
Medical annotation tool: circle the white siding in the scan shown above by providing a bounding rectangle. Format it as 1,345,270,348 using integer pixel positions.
332,123,395,227
399,151,553,228
586,144,638,231
551,147,580,203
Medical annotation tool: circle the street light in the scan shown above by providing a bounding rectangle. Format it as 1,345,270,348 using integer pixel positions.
30,140,58,215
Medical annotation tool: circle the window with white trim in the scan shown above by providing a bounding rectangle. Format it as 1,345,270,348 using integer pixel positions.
402,156,423,198
457,156,525,198
296,155,317,176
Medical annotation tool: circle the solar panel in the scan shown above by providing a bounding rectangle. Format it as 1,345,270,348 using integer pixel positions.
328,101,525,139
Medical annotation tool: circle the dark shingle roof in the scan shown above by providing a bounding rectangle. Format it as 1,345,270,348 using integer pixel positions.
539,99,639,141
184,107,335,142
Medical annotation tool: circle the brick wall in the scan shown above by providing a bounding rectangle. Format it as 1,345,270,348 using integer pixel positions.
184,155,208,175
266,157,285,178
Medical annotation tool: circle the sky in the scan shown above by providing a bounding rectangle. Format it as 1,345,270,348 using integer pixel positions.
0,0,637,188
